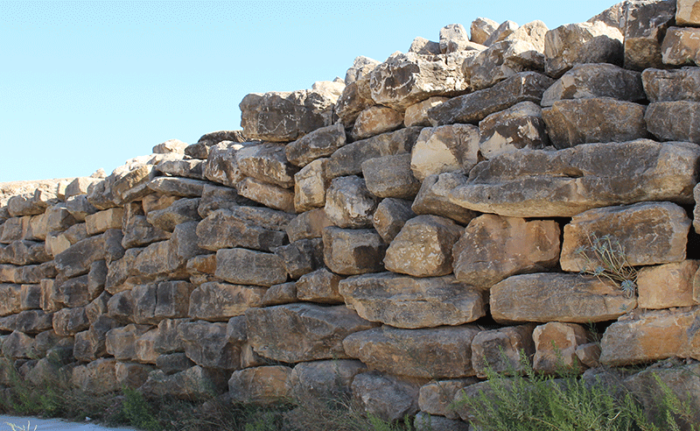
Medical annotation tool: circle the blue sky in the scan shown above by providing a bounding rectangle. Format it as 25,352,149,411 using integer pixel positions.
0,0,618,182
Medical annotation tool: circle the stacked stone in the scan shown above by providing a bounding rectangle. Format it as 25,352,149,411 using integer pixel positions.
3,0,700,428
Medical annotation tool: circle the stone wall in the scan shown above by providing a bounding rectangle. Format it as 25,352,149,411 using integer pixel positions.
3,0,700,427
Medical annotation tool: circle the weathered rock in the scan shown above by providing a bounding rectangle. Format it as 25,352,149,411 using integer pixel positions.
131,240,187,281
52,275,91,308
622,0,676,70
340,273,485,328
64,195,98,222
411,173,478,225
427,72,554,126
533,322,589,373
215,248,287,287
105,324,151,361
107,290,134,323
273,238,324,279
351,105,404,142
588,2,626,28
418,378,478,420
544,21,624,78
7,189,58,217
372,198,415,244
0,284,21,316
228,365,292,405
324,176,379,228
449,140,700,217
491,273,637,324
154,318,189,354
408,37,442,55
121,215,170,249
410,124,480,181
146,198,200,232
404,97,449,128
345,56,380,85
178,320,242,369
295,268,343,303
322,227,386,275
236,143,298,189
472,324,535,378
335,77,375,126
471,17,499,45
453,214,561,289
197,209,288,252
294,158,329,212
188,282,265,321
245,303,376,363
55,234,106,278
643,67,700,103
351,372,421,423
463,38,545,91
155,353,194,375
85,208,123,236
287,359,365,401
384,215,462,277
147,177,207,197
203,141,252,188
139,365,228,399
414,413,470,431
239,89,337,142
600,307,700,366
542,63,645,107
638,261,700,309
440,23,471,53
131,281,194,325
0,241,49,266
369,52,470,111
65,177,101,199
646,101,700,143
484,20,519,46
362,154,421,200
478,102,548,159
156,159,204,180
236,177,295,213
73,315,120,362
560,202,690,271
542,98,648,148
286,123,346,168
133,329,159,364
85,291,111,324
20,284,41,310
1,331,36,359
105,248,141,294
286,209,333,243
260,282,297,306
662,27,700,66
198,185,243,218
39,279,60,313
71,358,119,395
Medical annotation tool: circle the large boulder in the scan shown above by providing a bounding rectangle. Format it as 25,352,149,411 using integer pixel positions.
542,63,644,107
236,177,296,213
532,322,590,373
410,124,480,181
294,158,329,212
478,101,549,159
621,0,676,70
202,141,252,188
285,123,346,167
372,198,415,244
188,282,265,321
351,372,421,423
215,248,287,287
288,359,366,400
228,366,292,405
362,154,421,200
322,227,387,275
471,324,535,378
544,21,623,78
350,105,404,140
661,27,700,66
196,208,288,252
645,101,700,143
235,143,298,189
642,67,700,102
177,320,242,369
323,176,379,228
638,260,699,309
411,173,478,225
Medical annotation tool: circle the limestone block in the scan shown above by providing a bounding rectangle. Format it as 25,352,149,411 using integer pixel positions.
544,21,623,78
542,98,648,148
560,202,690,271
339,273,485,328
131,280,194,324
154,318,189,354
295,268,343,304
239,89,337,142
7,191,56,217
0,217,29,244
471,17,499,45
133,329,159,364
453,214,561,289
288,359,366,400
384,215,463,277
52,307,89,337
369,52,469,111
294,158,329,213
139,366,228,399
427,72,554,126
439,23,470,53
106,324,151,361
662,27,700,66
542,63,644,107
155,353,194,375
622,0,676,70
85,291,111,324
52,275,91,308
107,290,134,323
0,284,21,316
146,198,200,232
322,227,386,275
463,39,545,91
43,204,79,233
55,234,106,278
351,372,420,423
39,279,60,313
65,177,101,199
186,254,216,279
115,361,153,389
479,102,548,158
418,378,478,420
64,195,98,222
260,282,297,306
177,320,241,369
147,177,207,197
362,154,421,200
197,209,287,253
371,198,415,245
156,159,204,180
643,67,700,103
1,331,36,359
414,413,470,431
228,365,292,405
9,310,54,334
532,322,589,373
215,248,287,287
73,315,120,362
335,77,374,125
286,208,333,243
121,215,170,249
273,238,324,280
286,123,345,168
484,20,519,46
410,124,480,182
345,56,380,85
188,282,265,321
131,241,178,281
637,261,700,309
600,307,700,365
411,173,478,225
326,127,422,179
71,358,119,395
85,208,124,236
324,176,378,228
471,325,535,378
236,143,298,189
105,248,141,294
677,0,700,25
236,177,295,213
245,303,376,363
20,284,41,310
142,194,179,215
491,273,637,324
404,97,449,128
203,141,251,188
646,101,700,143
351,106,404,141
198,184,247,219
449,140,700,217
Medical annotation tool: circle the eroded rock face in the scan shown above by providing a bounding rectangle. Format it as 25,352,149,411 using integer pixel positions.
418,378,478,420
471,325,535,378
351,372,421,423
203,141,253,188
228,365,292,405
140,366,228,399
335,77,374,126
560,202,690,272
236,143,298,189
362,154,421,200
478,102,548,159
490,273,637,324
410,124,480,182
544,21,623,78
533,322,590,373
245,303,376,363
197,208,288,252
411,173,478,225
285,123,346,168
642,67,700,102
345,56,380,85
71,358,119,395
542,63,644,107
178,320,242,370
372,198,415,244
646,101,700,143
188,282,265,322
322,227,387,275
288,359,366,400
471,17,499,45
339,273,485,328
404,97,449,128
324,176,379,229
463,38,545,92
295,268,344,304
661,27,700,66
622,0,676,70
453,214,561,289
448,140,700,217
351,105,404,140
215,248,287,287
236,177,295,213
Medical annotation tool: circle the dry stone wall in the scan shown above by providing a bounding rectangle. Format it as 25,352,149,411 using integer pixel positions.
4,0,700,427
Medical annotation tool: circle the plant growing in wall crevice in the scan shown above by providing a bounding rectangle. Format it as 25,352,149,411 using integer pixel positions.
575,233,638,298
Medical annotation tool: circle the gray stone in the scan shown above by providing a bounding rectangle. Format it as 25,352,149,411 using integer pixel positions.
131,280,194,325
121,215,170,249
414,413,470,431
139,366,228,399
147,177,208,197
345,56,380,85
286,123,346,168
335,77,374,126
156,159,204,180
52,307,89,336
260,282,297,306
471,17,499,45
273,238,324,279
411,172,478,225
484,20,519,46
324,176,379,229
463,39,545,92
542,63,644,107
0,240,51,266
410,124,480,181
286,208,333,243
408,37,442,55
479,102,548,158
294,158,329,213
351,372,421,423
643,67,700,103
155,353,194,375
372,198,415,244
418,378,478,420
178,320,242,369
236,177,295,213
203,141,253,188
440,23,471,53
351,105,404,140
105,324,150,361
362,154,420,200
188,282,265,321
228,365,292,405
622,0,676,70
236,143,298,189
646,101,700,143
215,248,287,287
404,97,449,128
197,209,288,252
471,324,535,378
146,198,201,232
295,268,344,304
288,359,366,400
322,227,387,275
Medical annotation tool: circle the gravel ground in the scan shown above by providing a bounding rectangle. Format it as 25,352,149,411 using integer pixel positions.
0,416,138,431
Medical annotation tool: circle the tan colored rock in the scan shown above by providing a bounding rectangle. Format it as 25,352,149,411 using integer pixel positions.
463,39,544,91
40,279,60,313
646,101,700,143
131,280,194,324
384,215,463,277
260,282,297,306
576,343,602,368
491,273,637,324
236,143,298,189
622,0,676,70
351,106,404,140
324,176,379,228
471,325,535,378
203,141,251,188
20,284,41,310
228,365,292,405
73,315,120,362
147,177,207,197
362,154,421,200
471,17,499,45
335,76,374,126
410,124,480,182
453,214,561,289
197,209,287,253
418,378,478,420
286,123,346,168
544,21,623,78
288,359,366,400
638,261,700,309
345,56,379,85
107,290,134,323
484,20,519,46
156,159,204,180
449,140,700,217
1,331,36,359
215,248,286,287
273,238,324,279
198,184,248,219
55,234,107,278
286,208,333,243
146,198,200,233
52,307,89,336
295,268,344,304
71,358,119,395
533,322,589,373
153,318,188,354
478,102,548,158
139,365,228,399
408,37,441,55
178,320,242,369
322,227,386,275
85,208,124,236
121,215,170,249
677,0,700,25
412,173,478,225
404,97,449,128
560,202,690,272
0,284,21,316
643,67,700,103
369,52,470,111
351,372,421,423
542,98,648,148
236,177,295,213
440,23,471,53
662,27,700,66
188,282,264,321
52,275,91,308
600,307,700,366
155,353,194,375
294,158,329,212
339,273,485,329
372,198,415,244
542,63,644,107
134,328,159,364
106,324,151,361
245,303,376,363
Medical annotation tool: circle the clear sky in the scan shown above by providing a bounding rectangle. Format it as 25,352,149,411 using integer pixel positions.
0,0,618,182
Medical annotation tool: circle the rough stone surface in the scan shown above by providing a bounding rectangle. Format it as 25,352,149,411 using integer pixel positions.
188,282,265,321
286,123,346,168
286,208,333,243
131,280,194,325
215,248,287,287
478,101,548,159
146,198,201,233
411,173,478,225
408,37,442,55
662,27,700,66
71,358,119,395
140,366,228,399
351,371,421,423
453,214,561,289
472,325,535,378
533,322,590,373
295,268,343,303
372,198,415,244
542,63,644,107
147,177,208,197
203,141,252,188
414,413,470,431
339,273,486,329
463,38,545,92
410,124,480,181
273,238,323,280
197,208,288,253
345,56,380,85
641,261,700,310
418,378,478,420
228,365,292,405
335,77,374,126
491,273,637,324
236,143,298,189
351,105,404,140
85,208,124,236
622,0,676,70
404,97,449,128
362,154,421,200
471,17,499,45
105,324,150,361
236,177,295,213
260,282,297,306
646,101,700,143
294,158,329,213
322,227,386,275
178,320,242,369
677,0,700,25
643,67,700,102
288,359,366,400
